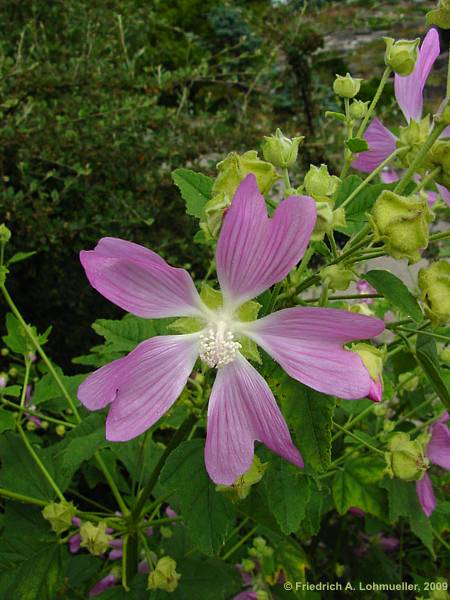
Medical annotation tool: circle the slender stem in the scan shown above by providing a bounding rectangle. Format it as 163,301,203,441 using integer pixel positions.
221,526,257,560
331,403,375,443
18,426,65,501
305,293,381,303
394,120,448,194
432,527,450,552
0,487,47,506
282,168,293,194
264,281,283,316
1,397,76,428
1,285,80,419
340,148,403,209
332,421,384,456
0,284,129,516
413,167,441,193
429,230,450,242
340,97,354,178
396,327,450,343
356,66,392,138
19,359,31,408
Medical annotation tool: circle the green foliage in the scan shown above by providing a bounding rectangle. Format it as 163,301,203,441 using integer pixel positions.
363,269,423,322
158,439,237,555
172,169,214,219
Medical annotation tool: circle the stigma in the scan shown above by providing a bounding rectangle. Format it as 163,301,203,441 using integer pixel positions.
199,321,241,369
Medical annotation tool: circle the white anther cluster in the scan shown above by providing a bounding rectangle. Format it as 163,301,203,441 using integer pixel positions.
199,324,241,369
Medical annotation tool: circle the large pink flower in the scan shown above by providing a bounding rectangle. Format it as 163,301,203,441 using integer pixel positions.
416,412,450,517
353,29,450,207
78,174,384,485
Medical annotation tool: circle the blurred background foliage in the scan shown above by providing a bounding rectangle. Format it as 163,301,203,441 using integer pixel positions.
0,0,438,367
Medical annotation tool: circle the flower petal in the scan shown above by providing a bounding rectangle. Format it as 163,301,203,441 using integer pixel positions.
416,473,436,517
395,28,440,122
437,183,450,208
380,169,399,183
352,118,397,173
216,174,316,308
78,356,128,411
105,335,199,441
242,307,385,399
427,422,450,470
80,237,204,318
205,354,303,485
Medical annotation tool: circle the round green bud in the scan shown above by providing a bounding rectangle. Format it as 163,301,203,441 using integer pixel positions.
349,100,369,120
369,190,433,263
262,128,304,168
349,303,374,316
0,224,11,244
397,116,431,168
333,73,362,99
55,425,66,437
427,140,450,189
148,556,181,593
1,348,9,356
41,420,50,430
398,372,420,392
256,592,270,600
216,456,268,501
384,37,420,76
80,521,112,556
418,260,450,324
383,420,395,432
440,346,450,365
42,501,77,534
320,264,355,291
427,1,450,30
8,367,17,378
311,200,334,241
26,420,37,432
241,558,256,573
385,432,429,482
303,164,340,197
160,526,173,539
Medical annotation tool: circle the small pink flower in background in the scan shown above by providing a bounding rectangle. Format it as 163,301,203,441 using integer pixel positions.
356,280,377,305
78,175,384,485
378,536,400,553
348,506,365,518
0,374,7,388
416,412,450,516
89,573,117,597
353,29,450,208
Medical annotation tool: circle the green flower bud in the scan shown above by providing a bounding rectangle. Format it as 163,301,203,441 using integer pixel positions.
41,420,50,430
80,521,112,556
201,151,279,239
160,526,173,539
427,140,450,189
303,164,340,197
440,346,450,365
42,501,77,534
369,190,433,263
398,371,420,392
373,403,387,417
256,592,270,600
320,264,355,291
216,456,267,501
26,420,37,432
241,558,256,573
148,556,181,593
262,128,304,168
0,224,11,244
383,420,395,432
384,37,420,76
1,348,9,356
397,116,431,168
385,432,429,482
349,100,369,120
349,303,374,316
418,260,450,324
311,200,334,241
55,424,66,437
333,73,362,99
8,367,17,377
427,1,450,29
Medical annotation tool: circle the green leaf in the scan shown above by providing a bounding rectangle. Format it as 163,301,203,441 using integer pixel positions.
332,457,387,520
158,439,236,555
1,313,50,354
270,365,335,473
7,251,37,265
335,175,362,208
263,454,311,534
363,270,422,322
325,110,347,122
415,333,450,411
172,168,214,218
50,413,109,490
345,137,369,153
157,557,241,600
1,384,21,397
0,432,59,500
32,368,84,409
0,408,16,433
0,503,69,600
92,314,173,353
381,478,434,554
111,435,164,483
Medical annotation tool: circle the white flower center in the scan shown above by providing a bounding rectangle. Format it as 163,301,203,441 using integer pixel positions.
199,321,241,369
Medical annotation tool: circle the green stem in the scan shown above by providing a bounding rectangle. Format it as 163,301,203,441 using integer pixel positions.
356,66,392,139
394,120,448,195
221,526,257,560
432,527,450,552
395,327,450,343
340,148,403,209
1,285,80,419
429,230,450,242
282,167,293,194
18,425,65,501
413,167,441,193
264,281,283,316
331,403,375,443
332,421,384,456
305,293,381,303
340,97,354,178
1,397,76,429
122,533,138,591
0,284,129,516
0,487,47,506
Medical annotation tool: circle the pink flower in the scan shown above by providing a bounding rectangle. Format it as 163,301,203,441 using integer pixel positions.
353,29,450,207
348,506,365,518
89,573,117,597
355,280,376,304
416,412,450,516
378,536,400,553
69,533,81,554
78,175,384,485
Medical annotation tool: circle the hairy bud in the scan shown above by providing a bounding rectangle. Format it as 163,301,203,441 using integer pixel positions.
262,128,304,168
384,37,420,76
42,501,77,534
418,260,450,324
385,432,429,482
148,556,181,592
333,73,362,99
